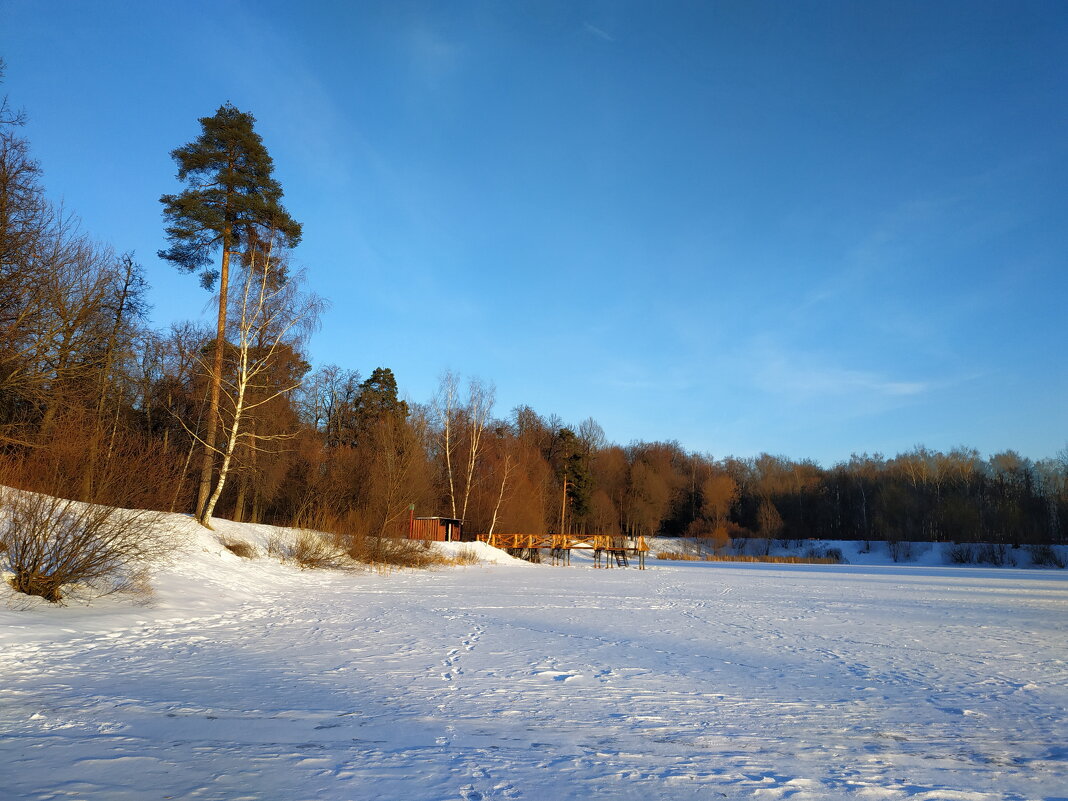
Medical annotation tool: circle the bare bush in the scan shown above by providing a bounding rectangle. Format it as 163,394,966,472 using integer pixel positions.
291,531,347,569
4,413,190,512
265,532,287,559
449,546,481,566
887,540,913,562
1,490,169,603
804,545,845,563
220,538,257,559
342,534,452,569
1028,544,1065,568
265,529,347,569
948,543,976,564
684,518,730,553
976,542,1014,567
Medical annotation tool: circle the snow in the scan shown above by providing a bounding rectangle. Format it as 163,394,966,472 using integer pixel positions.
647,536,1068,569
2,510,1067,800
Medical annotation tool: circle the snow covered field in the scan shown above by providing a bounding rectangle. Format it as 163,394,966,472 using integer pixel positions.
2,519,1067,800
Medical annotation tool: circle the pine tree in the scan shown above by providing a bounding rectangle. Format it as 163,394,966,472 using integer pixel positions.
557,427,593,533
353,367,409,443
159,104,300,522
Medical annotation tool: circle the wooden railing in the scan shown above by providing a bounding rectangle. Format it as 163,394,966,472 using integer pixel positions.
476,533,648,553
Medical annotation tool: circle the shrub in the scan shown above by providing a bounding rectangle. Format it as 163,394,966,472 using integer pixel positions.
261,529,347,569
449,546,481,566
976,542,1014,567
887,540,913,562
803,545,846,563
343,534,453,569
4,414,190,513
292,531,346,569
1,490,169,603
1028,544,1066,568
685,519,730,552
265,532,287,559
220,538,257,559
948,543,976,564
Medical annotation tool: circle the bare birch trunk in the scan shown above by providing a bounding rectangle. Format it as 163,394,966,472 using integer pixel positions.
487,454,514,538
196,236,231,520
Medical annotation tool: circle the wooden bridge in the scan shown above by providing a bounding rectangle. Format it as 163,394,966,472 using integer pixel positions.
475,533,649,569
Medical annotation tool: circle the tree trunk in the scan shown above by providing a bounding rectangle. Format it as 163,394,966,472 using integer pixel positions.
198,349,245,527
196,238,231,520
487,455,513,538
233,468,247,523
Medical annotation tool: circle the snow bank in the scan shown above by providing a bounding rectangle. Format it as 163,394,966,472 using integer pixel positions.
432,539,531,565
0,496,524,624
648,536,1068,568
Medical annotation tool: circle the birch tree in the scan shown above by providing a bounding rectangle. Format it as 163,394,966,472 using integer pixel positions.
434,372,494,523
196,235,319,527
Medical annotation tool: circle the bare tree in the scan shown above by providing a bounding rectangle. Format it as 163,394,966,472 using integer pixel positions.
0,59,48,287
435,370,460,518
486,447,516,538
458,377,494,523
434,372,494,523
367,407,432,538
193,236,321,527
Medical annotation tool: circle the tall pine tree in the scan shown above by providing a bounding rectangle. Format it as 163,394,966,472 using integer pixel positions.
160,104,301,524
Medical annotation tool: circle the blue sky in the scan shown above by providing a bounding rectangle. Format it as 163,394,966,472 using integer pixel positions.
3,0,1066,465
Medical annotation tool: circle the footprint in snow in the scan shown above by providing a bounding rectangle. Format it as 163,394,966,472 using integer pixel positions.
532,670,581,682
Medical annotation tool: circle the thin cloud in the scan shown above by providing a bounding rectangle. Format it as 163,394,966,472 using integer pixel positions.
583,22,616,42
751,347,930,402
776,366,927,399
406,23,464,88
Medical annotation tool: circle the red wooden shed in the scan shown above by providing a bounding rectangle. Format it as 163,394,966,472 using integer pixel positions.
408,516,463,542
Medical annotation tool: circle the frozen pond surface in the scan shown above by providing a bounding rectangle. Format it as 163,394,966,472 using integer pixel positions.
2,542,1067,801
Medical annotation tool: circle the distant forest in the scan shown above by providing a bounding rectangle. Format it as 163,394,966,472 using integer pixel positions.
2,81,1065,550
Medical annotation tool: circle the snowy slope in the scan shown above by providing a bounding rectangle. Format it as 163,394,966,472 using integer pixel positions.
2,511,1067,800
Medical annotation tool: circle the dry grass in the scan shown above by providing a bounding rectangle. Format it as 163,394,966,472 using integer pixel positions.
448,546,481,566
220,538,257,559
269,519,476,572
657,551,841,565
285,503,481,571
262,530,465,571
265,532,287,559
290,531,348,569
655,551,702,561
264,529,348,570
346,536,455,570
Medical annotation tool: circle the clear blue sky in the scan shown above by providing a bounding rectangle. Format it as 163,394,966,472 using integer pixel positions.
3,0,1066,465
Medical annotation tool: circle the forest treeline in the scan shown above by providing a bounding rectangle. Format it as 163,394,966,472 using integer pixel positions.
2,78,1065,550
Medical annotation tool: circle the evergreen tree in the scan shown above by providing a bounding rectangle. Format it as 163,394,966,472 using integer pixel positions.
159,104,301,521
557,427,593,533
353,367,409,442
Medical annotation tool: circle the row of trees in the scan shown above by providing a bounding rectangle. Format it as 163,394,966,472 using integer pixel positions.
2,70,1065,550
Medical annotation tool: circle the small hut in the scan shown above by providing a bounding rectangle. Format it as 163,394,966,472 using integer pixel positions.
408,516,463,542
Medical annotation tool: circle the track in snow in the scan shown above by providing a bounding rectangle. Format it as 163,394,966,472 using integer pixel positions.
2,560,1066,800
